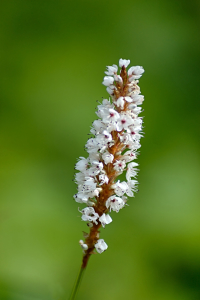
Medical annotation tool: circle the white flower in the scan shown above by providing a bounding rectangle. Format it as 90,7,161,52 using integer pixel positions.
102,108,120,123
132,117,143,126
75,192,89,203
128,66,144,79
99,213,112,227
127,126,136,137
96,130,113,144
122,150,136,163
79,240,88,250
97,99,114,112
126,126,142,142
106,121,118,132
74,193,87,204
126,162,138,181
113,160,126,172
106,86,116,95
124,96,133,103
99,173,109,185
129,105,142,115
95,239,108,254
115,97,125,109
112,180,129,196
88,152,100,163
92,120,106,134
106,195,125,212
102,151,114,164
81,207,99,225
75,177,98,201
128,83,141,94
74,172,85,184
128,103,137,110
102,76,114,86
85,138,99,153
114,74,123,83
127,140,141,151
126,180,138,197
119,133,133,145
131,95,144,105
78,180,101,199
119,58,130,68
75,157,88,172
116,113,134,131
81,177,96,191
105,64,118,75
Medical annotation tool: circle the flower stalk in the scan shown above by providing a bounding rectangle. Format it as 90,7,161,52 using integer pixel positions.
73,58,145,272
69,266,85,300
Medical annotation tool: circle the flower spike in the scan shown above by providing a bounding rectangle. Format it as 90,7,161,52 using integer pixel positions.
74,58,145,268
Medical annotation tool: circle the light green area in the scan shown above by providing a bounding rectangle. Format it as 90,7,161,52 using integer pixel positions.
0,0,200,299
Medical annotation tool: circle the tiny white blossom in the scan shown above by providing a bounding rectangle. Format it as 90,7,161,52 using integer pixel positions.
75,192,90,203
74,172,85,184
97,99,113,112
97,130,113,143
90,161,103,175
126,162,138,181
106,195,125,212
99,173,109,185
132,117,143,126
126,180,138,197
129,105,142,115
119,58,130,68
95,239,108,254
102,108,120,123
123,150,136,162
116,113,134,131
106,86,116,95
85,138,99,153
99,213,112,227
102,76,114,86
92,120,106,134
131,94,144,105
105,64,118,76
75,157,88,172
124,96,133,103
127,126,136,137
115,97,125,109
112,180,129,196
106,121,118,132
128,83,141,94
113,160,126,172
127,140,141,151
79,240,88,250
81,207,99,225
128,66,144,79
74,193,87,204
80,177,96,190
88,152,100,163
114,74,123,83
119,133,133,145
128,103,137,110
102,151,114,164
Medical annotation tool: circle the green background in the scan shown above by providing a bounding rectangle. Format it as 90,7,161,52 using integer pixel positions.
0,1,200,299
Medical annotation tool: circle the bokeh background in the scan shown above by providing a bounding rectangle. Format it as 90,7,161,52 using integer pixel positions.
0,0,200,299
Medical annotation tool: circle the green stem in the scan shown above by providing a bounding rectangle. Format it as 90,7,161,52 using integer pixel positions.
69,266,85,300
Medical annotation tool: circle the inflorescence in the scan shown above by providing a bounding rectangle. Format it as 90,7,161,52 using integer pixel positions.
74,58,144,268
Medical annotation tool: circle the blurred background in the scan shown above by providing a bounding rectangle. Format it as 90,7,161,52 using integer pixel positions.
0,0,200,299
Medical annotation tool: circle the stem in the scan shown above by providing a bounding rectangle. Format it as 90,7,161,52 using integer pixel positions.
69,265,85,300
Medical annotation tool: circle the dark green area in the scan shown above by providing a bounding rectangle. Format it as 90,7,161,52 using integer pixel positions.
0,0,200,299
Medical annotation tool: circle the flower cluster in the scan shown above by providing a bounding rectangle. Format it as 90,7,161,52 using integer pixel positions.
74,58,144,265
